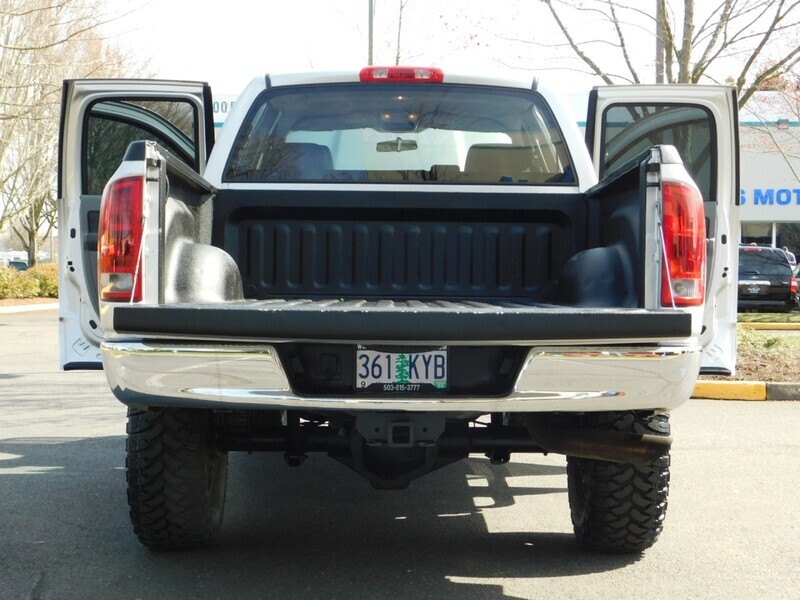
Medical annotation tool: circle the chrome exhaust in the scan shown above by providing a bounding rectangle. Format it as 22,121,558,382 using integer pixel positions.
523,416,672,464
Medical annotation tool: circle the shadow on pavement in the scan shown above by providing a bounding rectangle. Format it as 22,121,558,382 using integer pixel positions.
0,437,641,600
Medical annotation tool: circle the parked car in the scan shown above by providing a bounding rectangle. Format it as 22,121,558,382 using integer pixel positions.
738,245,797,312
7,260,28,271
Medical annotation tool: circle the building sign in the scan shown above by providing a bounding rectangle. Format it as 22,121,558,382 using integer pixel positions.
738,147,800,222
741,188,800,206
213,94,238,127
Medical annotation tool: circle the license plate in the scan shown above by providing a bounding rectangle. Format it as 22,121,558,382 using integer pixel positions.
747,286,763,294
356,347,447,392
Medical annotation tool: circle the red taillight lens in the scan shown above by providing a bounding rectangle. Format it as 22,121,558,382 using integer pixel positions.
98,176,145,302
661,181,706,307
792,277,797,294
359,66,444,83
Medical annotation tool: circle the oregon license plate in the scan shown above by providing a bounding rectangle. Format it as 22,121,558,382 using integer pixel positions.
356,347,447,392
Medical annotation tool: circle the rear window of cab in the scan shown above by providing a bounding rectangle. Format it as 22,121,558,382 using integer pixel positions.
223,83,575,185
739,247,792,275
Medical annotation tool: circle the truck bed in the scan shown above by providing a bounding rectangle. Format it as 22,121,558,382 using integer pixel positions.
207,179,642,308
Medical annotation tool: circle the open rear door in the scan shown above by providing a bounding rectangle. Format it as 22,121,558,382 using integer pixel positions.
586,85,740,374
58,80,213,369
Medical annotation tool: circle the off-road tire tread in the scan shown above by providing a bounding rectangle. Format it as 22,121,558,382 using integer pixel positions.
126,407,228,550
567,411,670,553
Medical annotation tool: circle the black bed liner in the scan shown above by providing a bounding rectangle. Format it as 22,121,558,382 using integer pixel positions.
113,299,691,342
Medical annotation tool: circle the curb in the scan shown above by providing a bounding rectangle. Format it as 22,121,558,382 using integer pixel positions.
693,380,800,401
739,322,800,330
693,381,766,401
765,382,800,400
0,302,58,314
697,322,800,400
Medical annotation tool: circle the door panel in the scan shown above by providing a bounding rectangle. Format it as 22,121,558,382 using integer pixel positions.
588,85,740,374
58,80,212,369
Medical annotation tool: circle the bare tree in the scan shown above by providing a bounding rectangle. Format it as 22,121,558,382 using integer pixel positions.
741,82,800,171
394,0,411,65
0,0,146,264
535,0,800,109
8,111,58,264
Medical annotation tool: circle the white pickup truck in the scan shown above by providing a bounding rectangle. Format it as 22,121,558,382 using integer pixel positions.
58,67,739,553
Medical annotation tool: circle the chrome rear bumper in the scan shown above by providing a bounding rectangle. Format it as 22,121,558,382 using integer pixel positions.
101,341,701,413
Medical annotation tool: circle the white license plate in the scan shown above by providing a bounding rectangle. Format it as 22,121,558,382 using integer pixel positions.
747,286,764,294
356,347,447,392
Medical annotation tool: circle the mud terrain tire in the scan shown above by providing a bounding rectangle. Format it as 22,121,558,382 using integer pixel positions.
126,407,228,550
566,412,670,553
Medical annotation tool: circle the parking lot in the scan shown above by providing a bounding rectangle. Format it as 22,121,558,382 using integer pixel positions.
2,308,799,599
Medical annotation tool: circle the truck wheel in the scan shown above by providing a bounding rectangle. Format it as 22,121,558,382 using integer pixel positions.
126,407,228,550
566,412,670,553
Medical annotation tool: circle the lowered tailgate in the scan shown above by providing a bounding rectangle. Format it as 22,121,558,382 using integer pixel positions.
111,299,690,343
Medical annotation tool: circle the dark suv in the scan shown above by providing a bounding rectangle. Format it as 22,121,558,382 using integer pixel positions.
738,246,797,312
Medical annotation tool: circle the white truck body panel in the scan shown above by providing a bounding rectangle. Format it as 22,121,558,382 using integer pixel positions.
58,70,738,384
590,85,740,373
57,80,211,369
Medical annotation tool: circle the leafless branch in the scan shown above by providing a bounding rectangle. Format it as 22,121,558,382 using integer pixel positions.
737,0,794,101
0,0,150,259
692,0,734,81
607,0,640,83
540,0,615,84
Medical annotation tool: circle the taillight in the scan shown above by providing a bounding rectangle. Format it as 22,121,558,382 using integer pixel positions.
661,181,706,307
98,176,145,302
359,66,444,83
792,277,797,294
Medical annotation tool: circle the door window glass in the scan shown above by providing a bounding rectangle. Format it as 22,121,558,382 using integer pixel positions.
602,104,714,201
83,99,197,195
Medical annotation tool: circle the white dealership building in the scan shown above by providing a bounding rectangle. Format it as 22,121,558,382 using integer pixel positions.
738,93,800,248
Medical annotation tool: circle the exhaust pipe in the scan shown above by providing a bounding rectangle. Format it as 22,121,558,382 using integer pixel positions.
523,416,671,465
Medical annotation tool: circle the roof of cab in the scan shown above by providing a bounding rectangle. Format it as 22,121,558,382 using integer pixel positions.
263,68,539,91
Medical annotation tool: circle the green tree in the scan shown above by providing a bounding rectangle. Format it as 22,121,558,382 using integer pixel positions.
395,354,410,383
